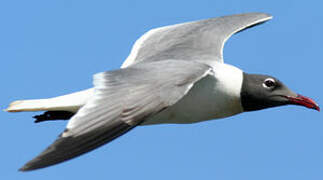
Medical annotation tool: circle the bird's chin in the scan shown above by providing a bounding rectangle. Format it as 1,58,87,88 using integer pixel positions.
285,94,320,111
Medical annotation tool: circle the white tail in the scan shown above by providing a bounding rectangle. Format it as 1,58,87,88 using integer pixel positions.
5,88,94,112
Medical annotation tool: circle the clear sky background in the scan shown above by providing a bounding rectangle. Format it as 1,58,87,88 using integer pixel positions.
1,0,322,179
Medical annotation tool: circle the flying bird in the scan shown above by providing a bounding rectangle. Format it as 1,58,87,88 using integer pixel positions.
5,13,319,171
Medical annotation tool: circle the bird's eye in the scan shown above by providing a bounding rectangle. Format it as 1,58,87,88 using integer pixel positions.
263,78,276,89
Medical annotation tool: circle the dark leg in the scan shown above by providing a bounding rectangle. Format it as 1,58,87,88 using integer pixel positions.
33,111,75,123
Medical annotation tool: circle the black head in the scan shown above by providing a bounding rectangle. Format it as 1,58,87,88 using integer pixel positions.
241,73,319,112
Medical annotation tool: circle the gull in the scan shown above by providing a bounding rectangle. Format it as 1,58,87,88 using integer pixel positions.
5,13,319,171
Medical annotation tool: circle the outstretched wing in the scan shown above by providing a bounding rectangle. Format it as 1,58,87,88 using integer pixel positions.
20,60,213,171
122,13,272,68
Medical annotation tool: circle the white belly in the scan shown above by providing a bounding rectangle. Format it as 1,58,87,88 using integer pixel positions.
142,67,243,125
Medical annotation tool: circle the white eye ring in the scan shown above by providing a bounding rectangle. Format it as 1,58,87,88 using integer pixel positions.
263,78,276,89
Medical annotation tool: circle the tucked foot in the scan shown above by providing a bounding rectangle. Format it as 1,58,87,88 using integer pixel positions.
34,111,75,123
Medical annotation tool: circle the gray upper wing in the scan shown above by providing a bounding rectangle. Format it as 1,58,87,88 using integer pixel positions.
19,60,213,171
122,13,272,68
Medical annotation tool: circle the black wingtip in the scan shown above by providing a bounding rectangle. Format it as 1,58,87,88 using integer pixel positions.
18,167,27,172
17,120,136,171
18,166,32,172
18,158,44,172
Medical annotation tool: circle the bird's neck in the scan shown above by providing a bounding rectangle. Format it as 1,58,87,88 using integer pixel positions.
210,62,244,116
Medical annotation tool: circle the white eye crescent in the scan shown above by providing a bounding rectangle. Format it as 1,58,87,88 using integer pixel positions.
263,78,276,89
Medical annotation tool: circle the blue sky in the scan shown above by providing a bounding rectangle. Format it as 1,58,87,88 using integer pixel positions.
1,0,322,179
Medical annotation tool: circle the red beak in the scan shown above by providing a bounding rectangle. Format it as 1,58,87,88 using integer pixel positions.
287,94,320,111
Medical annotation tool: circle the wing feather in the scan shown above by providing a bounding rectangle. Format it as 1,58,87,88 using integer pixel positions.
20,60,213,171
122,13,272,68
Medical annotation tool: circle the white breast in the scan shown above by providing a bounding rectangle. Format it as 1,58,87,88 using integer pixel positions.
142,62,244,125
